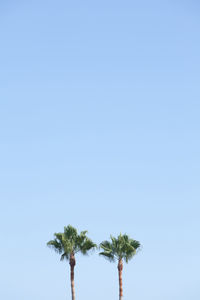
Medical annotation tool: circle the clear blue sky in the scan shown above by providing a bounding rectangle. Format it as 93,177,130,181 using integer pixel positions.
0,1,200,299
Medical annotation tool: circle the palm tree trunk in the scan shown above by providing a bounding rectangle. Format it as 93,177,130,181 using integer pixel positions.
118,258,123,300
70,253,76,300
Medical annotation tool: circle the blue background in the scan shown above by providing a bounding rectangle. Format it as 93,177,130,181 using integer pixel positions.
0,1,199,299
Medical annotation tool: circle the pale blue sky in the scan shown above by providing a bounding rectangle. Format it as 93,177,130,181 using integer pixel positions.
0,1,200,300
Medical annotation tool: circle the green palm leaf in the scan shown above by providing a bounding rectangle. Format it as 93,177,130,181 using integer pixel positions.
47,225,96,261
99,233,141,263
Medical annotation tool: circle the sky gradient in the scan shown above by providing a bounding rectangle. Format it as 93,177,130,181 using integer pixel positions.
0,1,200,300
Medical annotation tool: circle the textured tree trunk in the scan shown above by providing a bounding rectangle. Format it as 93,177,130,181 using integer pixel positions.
70,253,76,300
118,258,123,300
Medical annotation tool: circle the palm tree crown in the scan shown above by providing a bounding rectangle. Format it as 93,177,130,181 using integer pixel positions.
99,233,140,262
47,225,96,260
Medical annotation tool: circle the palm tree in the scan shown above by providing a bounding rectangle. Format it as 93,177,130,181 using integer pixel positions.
47,225,96,300
99,233,141,300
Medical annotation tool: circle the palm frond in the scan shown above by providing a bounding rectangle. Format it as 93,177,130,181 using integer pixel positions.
99,233,141,263
64,225,78,242
47,239,63,254
47,225,96,261
79,238,97,255
60,253,67,261
99,240,116,262
99,251,115,262
54,232,63,243
100,240,113,251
